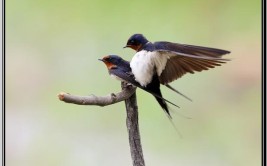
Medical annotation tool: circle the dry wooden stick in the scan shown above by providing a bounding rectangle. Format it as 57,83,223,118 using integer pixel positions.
122,82,145,166
58,82,145,166
58,85,136,106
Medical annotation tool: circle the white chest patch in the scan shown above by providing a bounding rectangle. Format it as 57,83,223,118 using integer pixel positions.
110,74,126,82
130,50,169,86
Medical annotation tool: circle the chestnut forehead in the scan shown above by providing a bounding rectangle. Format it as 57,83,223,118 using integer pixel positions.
102,55,110,60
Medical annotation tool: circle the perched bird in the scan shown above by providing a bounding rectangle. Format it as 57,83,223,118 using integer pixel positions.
124,34,230,87
99,55,181,118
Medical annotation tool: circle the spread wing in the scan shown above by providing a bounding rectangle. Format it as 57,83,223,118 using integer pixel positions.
150,42,230,84
153,41,230,58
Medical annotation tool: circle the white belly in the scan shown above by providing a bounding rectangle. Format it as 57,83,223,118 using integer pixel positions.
110,74,126,82
130,50,168,86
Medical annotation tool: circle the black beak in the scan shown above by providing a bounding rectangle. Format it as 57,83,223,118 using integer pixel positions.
123,45,129,49
98,59,103,61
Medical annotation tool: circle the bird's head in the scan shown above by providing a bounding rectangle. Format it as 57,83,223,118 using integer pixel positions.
124,34,149,51
98,55,123,69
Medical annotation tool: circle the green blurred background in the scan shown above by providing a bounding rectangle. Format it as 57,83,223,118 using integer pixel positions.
6,0,261,166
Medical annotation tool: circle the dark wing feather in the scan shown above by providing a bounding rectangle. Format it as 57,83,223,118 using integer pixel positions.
153,41,230,58
110,68,138,86
158,55,227,84
144,41,230,85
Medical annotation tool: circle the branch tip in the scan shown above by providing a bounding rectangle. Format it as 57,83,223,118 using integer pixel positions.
58,92,67,100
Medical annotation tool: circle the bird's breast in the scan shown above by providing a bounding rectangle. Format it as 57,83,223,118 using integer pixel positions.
130,50,168,87
110,73,126,82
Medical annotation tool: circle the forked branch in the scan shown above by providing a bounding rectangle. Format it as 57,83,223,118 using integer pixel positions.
57,83,145,166
58,85,136,106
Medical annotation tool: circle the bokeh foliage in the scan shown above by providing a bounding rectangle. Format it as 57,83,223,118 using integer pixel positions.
6,0,261,166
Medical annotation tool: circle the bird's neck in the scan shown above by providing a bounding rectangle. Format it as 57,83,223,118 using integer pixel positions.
137,41,151,52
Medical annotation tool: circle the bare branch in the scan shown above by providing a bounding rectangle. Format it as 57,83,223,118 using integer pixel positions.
57,82,145,166
122,82,145,166
58,85,136,106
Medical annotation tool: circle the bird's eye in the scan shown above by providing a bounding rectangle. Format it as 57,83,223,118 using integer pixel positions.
130,40,135,44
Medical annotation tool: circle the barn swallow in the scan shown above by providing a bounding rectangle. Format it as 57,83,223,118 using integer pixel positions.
124,34,230,87
99,55,186,118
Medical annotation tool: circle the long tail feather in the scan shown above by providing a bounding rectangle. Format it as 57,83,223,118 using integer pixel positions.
153,95,172,119
165,84,192,101
142,88,180,109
